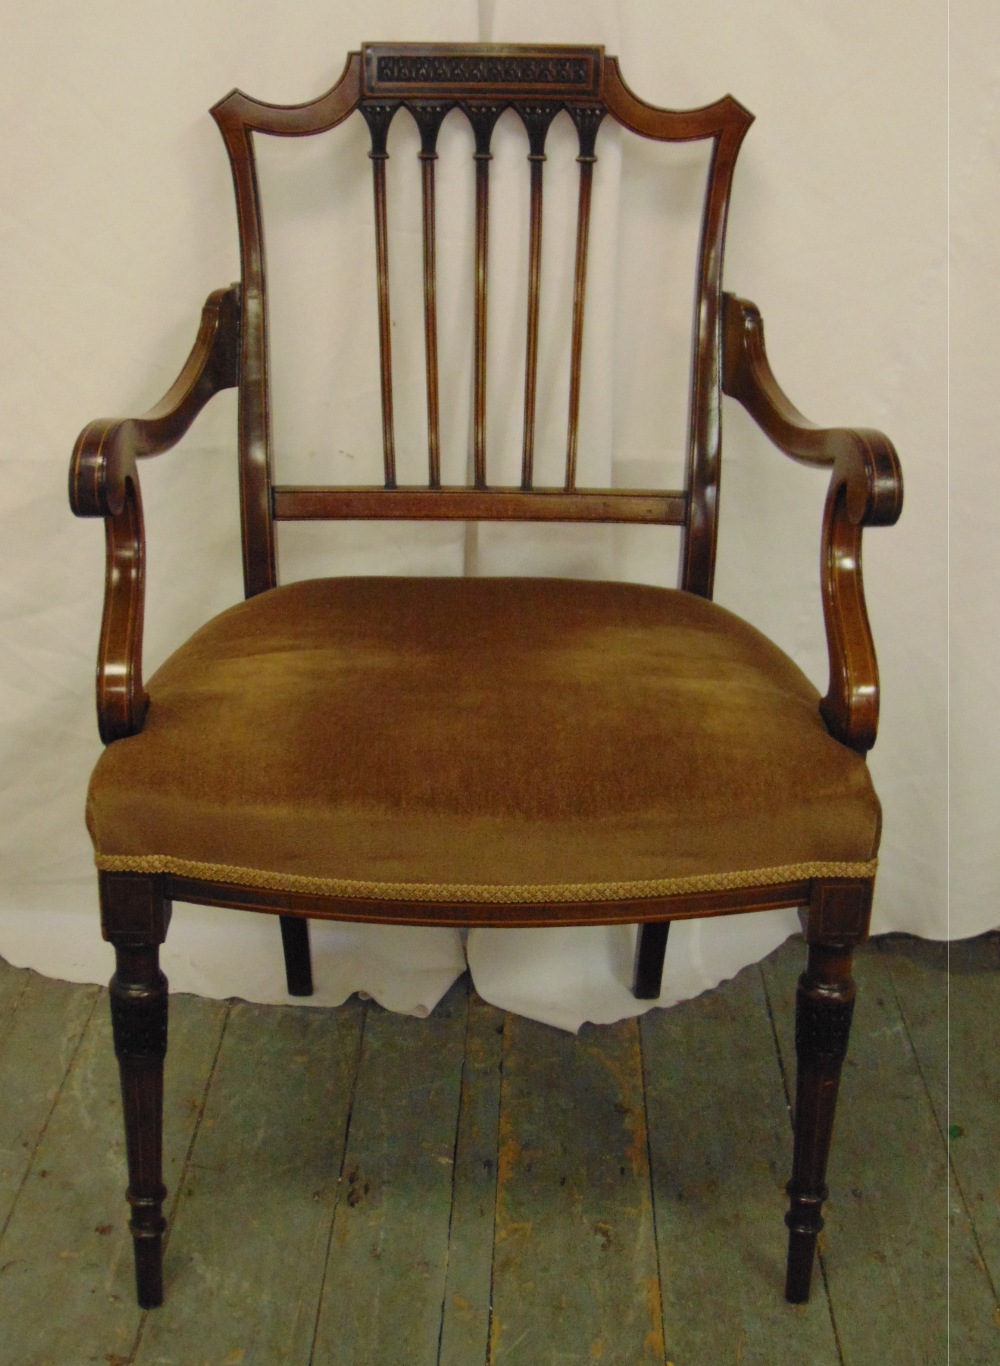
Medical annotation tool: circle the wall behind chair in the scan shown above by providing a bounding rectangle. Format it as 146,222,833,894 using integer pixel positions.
0,0,970,1015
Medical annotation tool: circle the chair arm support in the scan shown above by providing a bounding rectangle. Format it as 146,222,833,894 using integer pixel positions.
69,285,240,743
722,294,903,754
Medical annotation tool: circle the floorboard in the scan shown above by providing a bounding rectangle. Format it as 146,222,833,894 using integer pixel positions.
311,980,468,1365
136,996,363,1366
906,932,1000,1365
763,938,949,1365
438,988,504,1366
0,956,30,1055
0,976,98,1239
0,934,988,1364
489,1011,664,1365
0,989,224,1366
874,936,1000,1366
642,945,841,1366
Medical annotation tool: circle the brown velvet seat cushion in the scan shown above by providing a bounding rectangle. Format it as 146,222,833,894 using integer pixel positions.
87,577,880,905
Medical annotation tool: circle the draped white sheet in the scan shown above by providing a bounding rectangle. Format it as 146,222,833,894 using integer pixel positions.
0,1,968,1032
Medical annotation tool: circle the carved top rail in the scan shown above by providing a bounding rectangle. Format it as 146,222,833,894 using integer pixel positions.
365,45,602,98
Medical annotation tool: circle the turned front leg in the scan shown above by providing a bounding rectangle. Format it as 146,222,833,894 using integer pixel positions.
110,943,169,1308
784,940,856,1303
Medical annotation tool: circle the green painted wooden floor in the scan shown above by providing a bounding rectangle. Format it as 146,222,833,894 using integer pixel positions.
0,932,995,1365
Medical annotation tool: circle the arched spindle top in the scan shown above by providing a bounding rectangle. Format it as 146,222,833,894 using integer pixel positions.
467,103,504,159
408,103,450,159
517,104,562,159
358,103,397,159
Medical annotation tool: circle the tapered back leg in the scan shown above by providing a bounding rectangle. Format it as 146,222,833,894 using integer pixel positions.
632,921,670,1000
279,915,314,996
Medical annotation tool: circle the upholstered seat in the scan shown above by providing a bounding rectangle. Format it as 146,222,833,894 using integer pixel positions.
89,576,879,902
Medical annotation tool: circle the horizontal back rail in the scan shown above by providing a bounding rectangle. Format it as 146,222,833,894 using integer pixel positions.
211,45,752,598
272,486,688,524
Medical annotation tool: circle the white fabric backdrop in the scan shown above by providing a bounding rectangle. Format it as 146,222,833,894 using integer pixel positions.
0,1,972,1031
950,0,1000,941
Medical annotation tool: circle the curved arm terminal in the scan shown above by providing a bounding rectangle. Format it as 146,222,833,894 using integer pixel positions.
722,294,903,753
69,286,240,742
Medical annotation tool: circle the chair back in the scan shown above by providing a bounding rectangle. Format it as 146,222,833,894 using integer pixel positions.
211,43,753,599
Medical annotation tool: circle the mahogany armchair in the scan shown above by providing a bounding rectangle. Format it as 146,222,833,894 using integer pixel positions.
69,44,902,1311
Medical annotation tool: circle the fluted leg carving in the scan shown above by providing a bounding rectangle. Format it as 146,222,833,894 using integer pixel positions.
631,921,670,999
100,872,171,1308
784,939,857,1303
110,944,168,1308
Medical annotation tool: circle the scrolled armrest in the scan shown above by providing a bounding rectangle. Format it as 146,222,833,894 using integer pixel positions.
722,293,903,754
70,285,240,743
70,285,240,517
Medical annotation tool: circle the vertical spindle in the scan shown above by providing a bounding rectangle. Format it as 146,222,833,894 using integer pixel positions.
360,101,400,487
517,104,559,490
565,106,604,491
410,103,450,487
467,103,503,488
